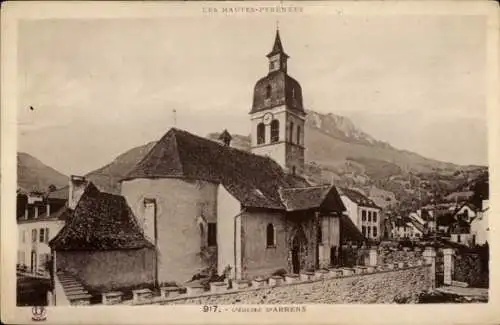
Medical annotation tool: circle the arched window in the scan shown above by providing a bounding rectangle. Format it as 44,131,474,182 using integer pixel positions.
289,121,294,143
266,223,275,247
270,120,279,143
296,125,301,145
266,85,272,99
257,123,265,145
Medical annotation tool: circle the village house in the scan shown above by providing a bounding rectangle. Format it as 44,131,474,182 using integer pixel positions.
452,202,478,223
449,219,472,246
49,29,347,287
391,216,424,240
339,188,381,241
17,188,68,274
470,199,489,246
49,177,155,291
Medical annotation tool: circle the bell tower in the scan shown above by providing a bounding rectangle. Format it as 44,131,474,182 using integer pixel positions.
249,28,306,176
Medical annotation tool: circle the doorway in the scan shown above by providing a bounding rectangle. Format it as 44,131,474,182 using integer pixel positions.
290,226,307,274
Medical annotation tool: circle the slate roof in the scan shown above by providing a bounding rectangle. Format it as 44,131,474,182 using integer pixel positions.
341,214,365,242
123,128,312,210
339,188,380,209
279,185,345,212
50,184,153,251
47,186,69,200
267,29,288,58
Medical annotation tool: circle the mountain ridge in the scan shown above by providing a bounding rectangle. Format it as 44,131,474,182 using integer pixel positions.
18,110,487,211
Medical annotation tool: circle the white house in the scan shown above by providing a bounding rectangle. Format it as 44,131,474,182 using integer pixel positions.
340,188,382,241
392,217,424,240
470,199,489,246
17,188,68,274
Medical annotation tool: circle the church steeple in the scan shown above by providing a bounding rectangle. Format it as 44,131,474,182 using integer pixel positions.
249,27,306,176
267,29,289,73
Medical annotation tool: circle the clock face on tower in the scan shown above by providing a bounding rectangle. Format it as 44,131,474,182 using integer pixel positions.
263,112,274,125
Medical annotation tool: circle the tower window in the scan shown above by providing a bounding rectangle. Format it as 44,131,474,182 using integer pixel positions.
270,120,279,143
289,122,294,143
266,223,275,247
265,85,272,99
296,125,301,145
257,123,265,145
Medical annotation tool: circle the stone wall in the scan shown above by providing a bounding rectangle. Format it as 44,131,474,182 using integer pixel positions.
122,263,431,305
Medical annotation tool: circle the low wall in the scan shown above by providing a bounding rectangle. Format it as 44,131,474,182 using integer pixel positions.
138,265,431,305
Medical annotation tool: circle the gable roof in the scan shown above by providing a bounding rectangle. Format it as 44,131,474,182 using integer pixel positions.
408,218,425,233
339,188,380,209
279,185,345,212
123,128,310,210
47,186,69,200
50,184,153,251
340,214,366,242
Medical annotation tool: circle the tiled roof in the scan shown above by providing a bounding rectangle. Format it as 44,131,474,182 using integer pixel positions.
279,185,345,212
341,214,365,242
50,183,153,251
408,218,425,233
47,186,69,200
339,188,380,209
123,128,310,210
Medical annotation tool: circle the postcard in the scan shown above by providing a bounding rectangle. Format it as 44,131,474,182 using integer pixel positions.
1,1,499,324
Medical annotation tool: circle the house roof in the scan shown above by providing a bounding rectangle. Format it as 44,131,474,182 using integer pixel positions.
408,218,425,233
47,186,69,200
339,188,380,209
123,128,311,210
341,214,365,242
50,183,153,251
279,185,345,212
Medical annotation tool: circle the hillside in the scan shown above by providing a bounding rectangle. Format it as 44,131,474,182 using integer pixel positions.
17,152,68,192
80,110,486,209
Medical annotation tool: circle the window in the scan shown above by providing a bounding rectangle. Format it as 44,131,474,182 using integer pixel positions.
317,226,323,244
457,235,461,243
266,224,275,247
39,228,45,243
362,226,366,236
373,227,378,237
31,229,37,243
368,212,372,222
207,223,217,247
270,120,279,143
266,85,272,99
373,212,377,223
362,210,366,221
296,126,301,145
367,227,371,237
292,166,296,175
289,122,294,143
45,228,49,243
257,123,265,145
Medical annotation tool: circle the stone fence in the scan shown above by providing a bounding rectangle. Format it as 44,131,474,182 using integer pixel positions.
54,247,439,305
95,247,437,306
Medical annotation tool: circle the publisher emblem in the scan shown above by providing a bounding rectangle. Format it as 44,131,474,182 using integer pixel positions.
32,306,47,322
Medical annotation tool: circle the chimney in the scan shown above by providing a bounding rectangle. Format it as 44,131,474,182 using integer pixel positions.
68,175,88,210
218,129,232,147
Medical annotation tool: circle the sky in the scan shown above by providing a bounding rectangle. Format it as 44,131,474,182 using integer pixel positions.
17,14,487,175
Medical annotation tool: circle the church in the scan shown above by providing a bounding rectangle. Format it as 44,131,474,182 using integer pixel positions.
51,29,346,289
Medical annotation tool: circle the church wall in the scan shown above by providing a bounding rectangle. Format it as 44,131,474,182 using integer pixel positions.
216,185,241,278
121,178,218,284
240,210,289,279
318,216,341,268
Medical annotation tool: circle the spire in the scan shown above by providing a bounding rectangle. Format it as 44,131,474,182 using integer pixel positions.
267,28,288,58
